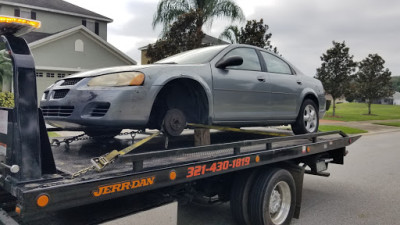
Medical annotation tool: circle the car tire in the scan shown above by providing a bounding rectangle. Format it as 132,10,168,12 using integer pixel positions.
249,168,296,225
292,99,319,135
162,108,187,136
84,129,122,138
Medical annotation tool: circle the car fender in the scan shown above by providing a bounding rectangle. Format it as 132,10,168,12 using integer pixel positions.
297,88,319,114
149,72,214,121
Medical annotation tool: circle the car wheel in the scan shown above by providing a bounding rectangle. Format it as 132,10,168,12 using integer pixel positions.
292,99,319,135
162,108,187,136
84,129,122,138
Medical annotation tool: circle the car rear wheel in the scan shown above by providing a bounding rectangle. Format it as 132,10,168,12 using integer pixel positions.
291,99,319,135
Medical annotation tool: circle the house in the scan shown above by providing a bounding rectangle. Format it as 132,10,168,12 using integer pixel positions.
0,0,136,101
392,92,400,105
138,34,229,64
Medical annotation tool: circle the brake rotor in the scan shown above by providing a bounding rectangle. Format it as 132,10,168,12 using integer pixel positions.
162,109,186,136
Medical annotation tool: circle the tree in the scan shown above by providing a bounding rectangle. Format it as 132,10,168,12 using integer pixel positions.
153,0,245,34
355,54,394,115
146,11,205,63
391,76,400,92
219,19,278,53
315,41,357,116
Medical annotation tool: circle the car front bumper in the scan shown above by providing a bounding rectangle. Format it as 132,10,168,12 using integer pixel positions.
40,78,156,130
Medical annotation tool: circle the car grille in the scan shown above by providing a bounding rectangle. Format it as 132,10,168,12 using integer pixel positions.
41,106,74,117
53,90,69,99
90,103,110,117
61,78,83,86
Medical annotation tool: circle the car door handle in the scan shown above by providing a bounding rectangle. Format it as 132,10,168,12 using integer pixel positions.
296,81,302,85
257,76,266,82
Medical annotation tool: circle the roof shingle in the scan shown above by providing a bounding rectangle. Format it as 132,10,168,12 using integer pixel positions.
0,0,112,21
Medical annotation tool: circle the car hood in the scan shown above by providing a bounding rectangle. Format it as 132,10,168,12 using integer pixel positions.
67,65,153,78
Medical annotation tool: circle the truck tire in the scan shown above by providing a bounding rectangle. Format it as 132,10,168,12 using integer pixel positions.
292,99,319,135
230,170,259,225
249,168,296,225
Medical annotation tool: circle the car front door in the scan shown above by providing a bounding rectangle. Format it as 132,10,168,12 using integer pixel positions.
260,51,301,119
211,47,270,122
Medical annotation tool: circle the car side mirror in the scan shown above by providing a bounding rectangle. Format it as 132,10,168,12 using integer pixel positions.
216,56,243,69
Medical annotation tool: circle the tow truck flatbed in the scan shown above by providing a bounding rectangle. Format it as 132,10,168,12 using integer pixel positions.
2,128,359,222
0,18,360,225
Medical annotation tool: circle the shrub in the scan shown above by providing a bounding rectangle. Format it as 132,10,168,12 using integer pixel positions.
0,92,14,108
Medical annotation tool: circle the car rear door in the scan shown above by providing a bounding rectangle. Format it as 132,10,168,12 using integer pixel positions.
259,51,301,119
211,47,270,122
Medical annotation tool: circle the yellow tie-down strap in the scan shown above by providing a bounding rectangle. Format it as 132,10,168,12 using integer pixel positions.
187,123,290,137
90,131,161,171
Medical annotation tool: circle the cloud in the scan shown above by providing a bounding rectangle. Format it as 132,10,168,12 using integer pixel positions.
65,0,400,74
239,0,400,75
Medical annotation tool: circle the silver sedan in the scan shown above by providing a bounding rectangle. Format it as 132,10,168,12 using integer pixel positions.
40,44,326,136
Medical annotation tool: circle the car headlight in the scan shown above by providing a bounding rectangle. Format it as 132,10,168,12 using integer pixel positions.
87,72,145,87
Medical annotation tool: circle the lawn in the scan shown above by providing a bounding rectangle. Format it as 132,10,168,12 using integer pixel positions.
323,103,400,121
319,125,368,134
373,121,400,127
48,132,60,137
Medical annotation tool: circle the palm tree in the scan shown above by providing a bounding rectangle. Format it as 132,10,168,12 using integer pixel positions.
152,0,245,34
219,25,240,43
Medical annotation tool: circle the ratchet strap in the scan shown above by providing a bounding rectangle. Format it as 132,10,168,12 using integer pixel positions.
90,131,161,171
187,123,290,137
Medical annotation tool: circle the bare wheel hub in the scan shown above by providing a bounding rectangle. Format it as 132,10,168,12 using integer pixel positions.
162,109,186,136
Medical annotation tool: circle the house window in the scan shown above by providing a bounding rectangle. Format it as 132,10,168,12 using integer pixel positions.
57,73,66,78
20,10,31,19
46,73,55,78
14,9,20,17
75,39,84,52
14,8,36,19
86,20,95,32
36,72,43,77
95,22,99,35
82,20,86,26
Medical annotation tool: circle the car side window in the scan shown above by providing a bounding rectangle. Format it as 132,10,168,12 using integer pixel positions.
261,51,293,75
223,48,261,71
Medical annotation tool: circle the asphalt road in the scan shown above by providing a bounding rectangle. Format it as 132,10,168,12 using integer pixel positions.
178,131,400,225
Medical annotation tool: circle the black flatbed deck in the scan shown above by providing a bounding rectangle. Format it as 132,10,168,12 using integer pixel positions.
5,128,359,221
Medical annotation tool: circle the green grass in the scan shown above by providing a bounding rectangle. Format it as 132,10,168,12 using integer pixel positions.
373,121,400,127
319,125,368,134
47,132,60,137
323,103,400,121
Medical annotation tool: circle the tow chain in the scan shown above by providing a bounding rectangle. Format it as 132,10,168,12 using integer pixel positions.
71,131,161,178
51,131,139,150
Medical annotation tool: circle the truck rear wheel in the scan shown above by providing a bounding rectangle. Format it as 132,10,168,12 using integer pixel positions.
249,168,296,225
230,170,259,225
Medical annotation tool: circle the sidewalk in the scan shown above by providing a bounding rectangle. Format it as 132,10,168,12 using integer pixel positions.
320,119,400,135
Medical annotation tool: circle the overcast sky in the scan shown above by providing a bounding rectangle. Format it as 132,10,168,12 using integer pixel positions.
66,0,400,76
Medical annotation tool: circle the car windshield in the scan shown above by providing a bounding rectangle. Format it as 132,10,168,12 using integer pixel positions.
155,45,228,64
